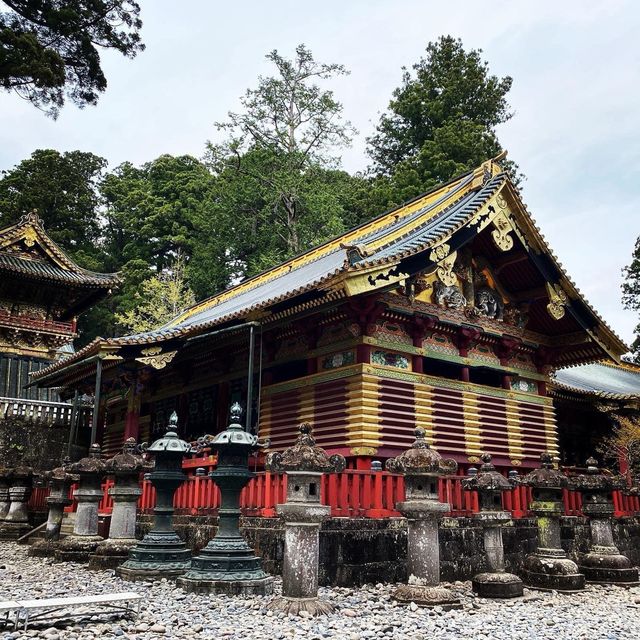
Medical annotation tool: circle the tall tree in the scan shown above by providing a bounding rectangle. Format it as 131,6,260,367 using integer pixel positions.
115,253,196,333
205,44,358,278
0,1,143,117
622,236,640,362
0,148,106,268
365,36,516,208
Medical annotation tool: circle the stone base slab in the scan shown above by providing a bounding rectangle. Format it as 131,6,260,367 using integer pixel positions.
579,552,640,585
0,522,30,540
266,596,333,616
392,584,462,610
27,539,62,558
116,564,190,582
472,572,524,599
88,538,138,570
55,535,103,563
176,575,274,596
522,553,585,592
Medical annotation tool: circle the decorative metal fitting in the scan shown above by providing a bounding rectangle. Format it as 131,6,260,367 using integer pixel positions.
385,428,457,475
266,423,346,473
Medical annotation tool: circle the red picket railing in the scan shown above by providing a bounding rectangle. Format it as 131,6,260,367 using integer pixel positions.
26,467,640,521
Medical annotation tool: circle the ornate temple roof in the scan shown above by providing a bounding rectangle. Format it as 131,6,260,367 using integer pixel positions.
553,361,640,400
32,153,629,386
0,212,120,289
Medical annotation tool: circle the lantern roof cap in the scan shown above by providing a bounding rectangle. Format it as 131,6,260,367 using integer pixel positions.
265,423,346,473
69,443,106,474
463,453,512,492
148,412,192,454
209,403,260,449
385,428,457,475
520,452,568,489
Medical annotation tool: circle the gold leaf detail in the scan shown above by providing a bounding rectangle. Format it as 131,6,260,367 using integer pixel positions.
546,283,568,320
490,212,514,252
435,250,457,287
429,243,450,263
136,350,177,370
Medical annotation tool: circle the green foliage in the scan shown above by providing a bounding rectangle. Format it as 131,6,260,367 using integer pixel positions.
0,148,107,267
366,35,517,209
622,236,640,362
205,44,359,275
115,253,196,333
0,0,144,117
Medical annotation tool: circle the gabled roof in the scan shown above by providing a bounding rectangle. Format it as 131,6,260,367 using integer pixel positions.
0,212,120,288
553,361,640,400
32,153,629,385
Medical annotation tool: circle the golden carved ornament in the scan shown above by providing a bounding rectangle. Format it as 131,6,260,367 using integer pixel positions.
350,446,377,456
435,250,458,288
546,283,568,320
491,211,514,252
429,242,450,263
22,228,37,248
141,345,163,356
136,349,177,370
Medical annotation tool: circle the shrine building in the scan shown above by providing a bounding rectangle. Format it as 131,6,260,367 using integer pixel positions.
0,212,119,408
31,155,629,471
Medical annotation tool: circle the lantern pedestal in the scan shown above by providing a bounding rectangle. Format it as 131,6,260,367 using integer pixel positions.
177,403,273,596
519,456,585,592
177,472,273,596
90,439,147,570
392,502,461,610
117,414,192,581
472,519,523,598
0,468,32,540
28,465,74,558
571,458,639,586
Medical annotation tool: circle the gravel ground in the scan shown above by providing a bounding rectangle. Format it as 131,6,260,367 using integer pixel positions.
1,543,639,640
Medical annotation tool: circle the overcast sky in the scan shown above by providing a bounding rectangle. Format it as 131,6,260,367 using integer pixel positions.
2,0,639,347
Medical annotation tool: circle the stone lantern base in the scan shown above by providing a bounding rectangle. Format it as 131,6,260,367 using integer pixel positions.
523,550,585,592
267,596,333,616
472,571,523,599
89,538,138,570
115,531,192,582
55,534,103,563
0,521,31,540
27,539,63,558
578,550,640,586
178,575,274,596
177,542,274,596
393,584,462,610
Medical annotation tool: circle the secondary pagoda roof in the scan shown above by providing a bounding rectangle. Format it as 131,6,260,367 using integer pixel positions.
32,153,628,387
0,212,120,289
553,361,640,400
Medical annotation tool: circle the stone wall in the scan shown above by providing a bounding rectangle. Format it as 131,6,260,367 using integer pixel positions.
136,514,640,585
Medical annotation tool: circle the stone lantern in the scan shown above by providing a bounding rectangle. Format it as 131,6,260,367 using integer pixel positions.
56,444,106,562
28,461,77,557
90,438,149,569
265,423,345,616
570,457,639,585
0,466,33,540
177,403,273,595
117,412,192,581
519,453,585,592
462,453,523,598
385,427,461,609
0,467,11,522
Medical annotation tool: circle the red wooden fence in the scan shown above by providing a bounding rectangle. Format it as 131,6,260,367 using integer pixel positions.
27,469,640,520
